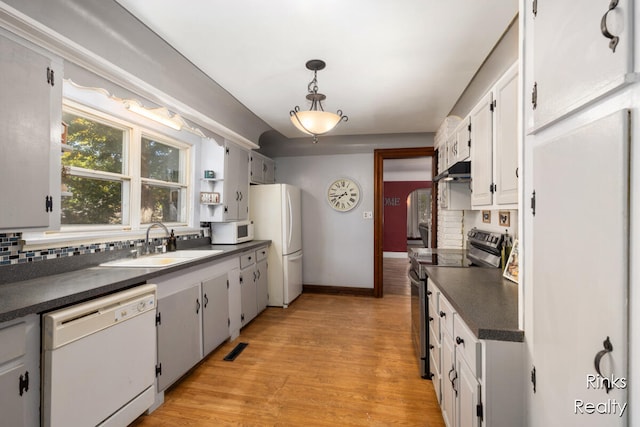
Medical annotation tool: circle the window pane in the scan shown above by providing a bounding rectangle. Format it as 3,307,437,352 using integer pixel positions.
141,184,183,223
141,138,181,183
62,112,124,174
61,176,123,225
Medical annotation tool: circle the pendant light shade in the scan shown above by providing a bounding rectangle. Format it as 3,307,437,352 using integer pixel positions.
289,60,348,143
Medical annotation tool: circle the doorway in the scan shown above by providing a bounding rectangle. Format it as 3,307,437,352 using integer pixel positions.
373,147,435,298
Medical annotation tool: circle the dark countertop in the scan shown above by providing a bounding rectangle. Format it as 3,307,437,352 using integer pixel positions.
425,266,523,342
0,240,270,323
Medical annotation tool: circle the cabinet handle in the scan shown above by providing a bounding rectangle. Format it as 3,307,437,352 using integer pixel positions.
427,290,432,296
429,316,434,322
196,298,201,314
439,311,446,318
600,0,620,52
594,336,614,393
203,293,209,308
456,336,465,346
448,366,458,396
516,167,519,178
430,345,434,350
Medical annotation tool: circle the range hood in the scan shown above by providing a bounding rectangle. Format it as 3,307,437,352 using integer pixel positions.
433,161,471,182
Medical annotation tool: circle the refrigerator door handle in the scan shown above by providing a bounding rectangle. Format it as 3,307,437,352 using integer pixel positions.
287,190,293,250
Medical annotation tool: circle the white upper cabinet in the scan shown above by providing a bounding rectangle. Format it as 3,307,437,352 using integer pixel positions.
200,140,249,222
454,116,471,163
470,63,519,209
530,0,634,132
493,63,519,205
470,91,494,207
250,151,275,184
0,30,62,231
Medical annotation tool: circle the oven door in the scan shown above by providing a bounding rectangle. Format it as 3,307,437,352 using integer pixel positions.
409,269,428,378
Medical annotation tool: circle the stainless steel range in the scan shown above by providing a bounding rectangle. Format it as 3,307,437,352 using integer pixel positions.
408,228,504,378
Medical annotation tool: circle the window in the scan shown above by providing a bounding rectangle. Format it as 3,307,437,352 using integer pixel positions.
61,105,190,229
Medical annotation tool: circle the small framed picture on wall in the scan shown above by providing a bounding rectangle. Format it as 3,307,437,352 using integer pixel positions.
482,210,491,223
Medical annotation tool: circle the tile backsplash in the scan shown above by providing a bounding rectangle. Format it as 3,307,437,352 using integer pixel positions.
0,232,203,266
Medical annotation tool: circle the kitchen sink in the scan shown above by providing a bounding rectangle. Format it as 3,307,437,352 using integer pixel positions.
100,249,224,268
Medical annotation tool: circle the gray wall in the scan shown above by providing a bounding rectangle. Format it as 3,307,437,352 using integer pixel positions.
2,0,272,145
275,153,375,288
448,16,519,118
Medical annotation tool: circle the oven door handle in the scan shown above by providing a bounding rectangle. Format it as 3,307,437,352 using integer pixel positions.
409,269,423,286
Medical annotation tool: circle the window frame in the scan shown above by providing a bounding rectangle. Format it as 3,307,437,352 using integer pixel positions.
61,100,192,232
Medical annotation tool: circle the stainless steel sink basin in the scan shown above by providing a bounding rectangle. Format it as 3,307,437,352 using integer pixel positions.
100,249,224,268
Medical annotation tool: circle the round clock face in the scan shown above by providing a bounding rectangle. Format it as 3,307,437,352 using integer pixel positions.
327,178,361,212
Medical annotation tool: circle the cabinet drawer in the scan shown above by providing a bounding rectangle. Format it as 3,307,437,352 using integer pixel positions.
428,311,440,345
240,252,255,269
0,322,26,365
429,351,442,404
454,315,481,378
438,294,455,337
256,246,268,262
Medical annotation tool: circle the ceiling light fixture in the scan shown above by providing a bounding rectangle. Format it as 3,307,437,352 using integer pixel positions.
290,59,348,143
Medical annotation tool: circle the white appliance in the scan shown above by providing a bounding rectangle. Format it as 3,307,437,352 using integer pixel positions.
42,284,157,427
210,219,254,244
250,184,303,307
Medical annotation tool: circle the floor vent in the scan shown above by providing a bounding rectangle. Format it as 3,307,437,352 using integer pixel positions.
223,342,248,361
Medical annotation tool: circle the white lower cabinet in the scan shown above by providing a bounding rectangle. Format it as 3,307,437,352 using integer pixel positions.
202,274,230,356
153,257,237,398
429,278,522,427
239,245,269,327
156,282,202,392
0,314,39,427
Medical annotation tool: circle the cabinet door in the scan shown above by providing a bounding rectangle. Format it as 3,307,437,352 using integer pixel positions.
441,331,456,427
470,92,494,207
531,111,629,426
240,268,257,326
157,283,202,391
457,357,481,427
202,274,229,355
531,0,633,130
249,153,263,184
256,258,268,313
263,158,276,184
494,64,519,205
0,364,26,427
0,32,61,230
455,117,471,162
225,143,249,220
446,134,457,168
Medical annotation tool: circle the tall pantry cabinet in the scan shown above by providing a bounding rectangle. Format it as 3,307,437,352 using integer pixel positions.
521,1,636,425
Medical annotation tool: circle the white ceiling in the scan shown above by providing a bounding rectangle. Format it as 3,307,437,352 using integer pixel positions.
115,0,517,139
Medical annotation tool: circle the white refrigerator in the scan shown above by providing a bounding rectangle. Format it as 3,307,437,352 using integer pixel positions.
249,184,302,307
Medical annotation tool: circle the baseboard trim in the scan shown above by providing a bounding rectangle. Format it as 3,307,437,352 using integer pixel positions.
303,285,375,297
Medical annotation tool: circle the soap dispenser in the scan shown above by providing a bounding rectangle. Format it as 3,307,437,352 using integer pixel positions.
167,230,177,252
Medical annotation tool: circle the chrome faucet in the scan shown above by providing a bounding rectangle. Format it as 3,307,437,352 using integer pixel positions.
145,222,170,254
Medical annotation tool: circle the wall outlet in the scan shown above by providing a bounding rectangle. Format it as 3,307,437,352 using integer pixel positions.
363,211,373,219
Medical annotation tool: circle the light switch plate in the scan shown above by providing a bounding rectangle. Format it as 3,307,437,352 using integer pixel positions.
363,211,373,219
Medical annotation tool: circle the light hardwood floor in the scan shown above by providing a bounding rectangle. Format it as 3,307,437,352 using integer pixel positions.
131,258,444,426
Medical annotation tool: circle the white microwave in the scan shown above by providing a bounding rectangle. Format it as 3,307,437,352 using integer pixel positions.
210,220,254,244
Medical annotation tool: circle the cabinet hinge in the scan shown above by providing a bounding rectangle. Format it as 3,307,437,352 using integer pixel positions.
227,279,229,289
476,403,484,420
531,365,537,393
45,195,53,212
156,363,162,377
532,0,537,17
46,67,55,86
490,183,496,194
228,318,230,327
530,190,536,216
156,312,161,325
225,147,230,155
489,100,495,112
18,371,29,396
531,82,538,110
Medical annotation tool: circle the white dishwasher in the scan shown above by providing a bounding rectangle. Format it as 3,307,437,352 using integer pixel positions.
42,284,157,427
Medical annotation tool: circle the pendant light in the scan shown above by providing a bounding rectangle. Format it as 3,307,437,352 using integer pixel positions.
290,59,348,143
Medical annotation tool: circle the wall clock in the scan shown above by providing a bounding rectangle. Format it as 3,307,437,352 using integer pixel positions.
327,177,361,212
